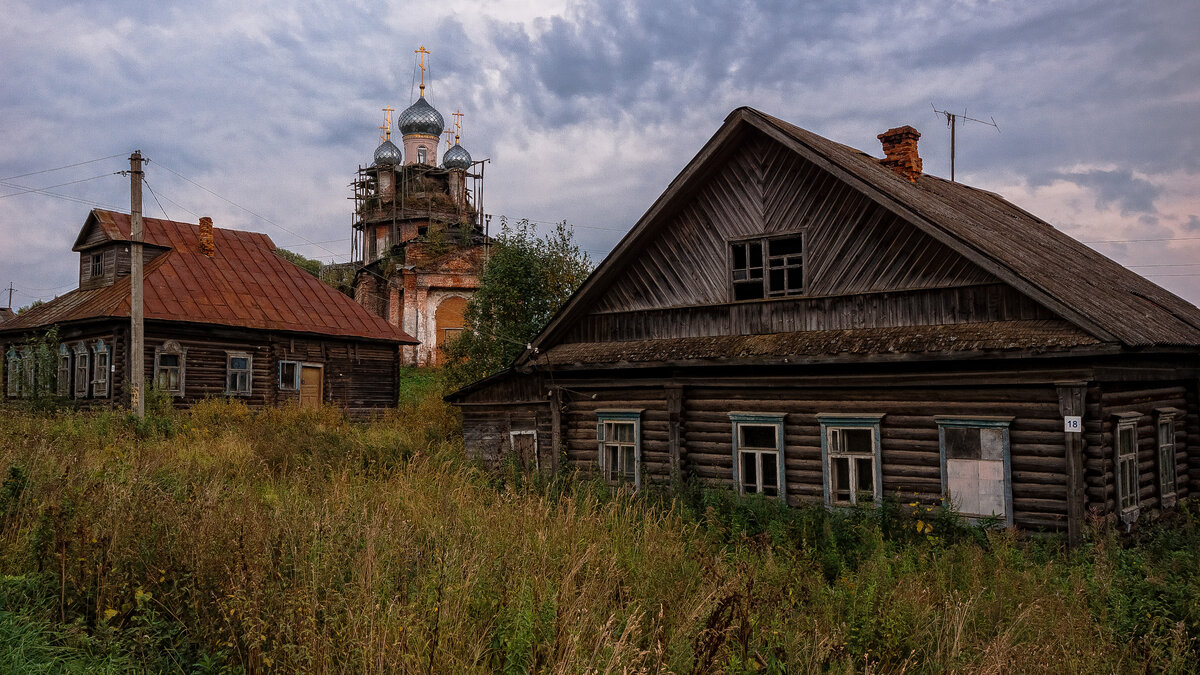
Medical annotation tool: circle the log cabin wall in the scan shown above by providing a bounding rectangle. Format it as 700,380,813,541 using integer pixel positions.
457,373,554,469
1094,381,1193,517
563,388,672,487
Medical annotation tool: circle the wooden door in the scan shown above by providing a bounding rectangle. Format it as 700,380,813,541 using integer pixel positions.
511,431,538,471
299,365,323,408
434,296,468,366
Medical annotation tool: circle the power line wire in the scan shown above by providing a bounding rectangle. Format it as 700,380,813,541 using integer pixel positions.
0,153,126,182
0,173,121,199
1084,236,1200,245
0,180,123,210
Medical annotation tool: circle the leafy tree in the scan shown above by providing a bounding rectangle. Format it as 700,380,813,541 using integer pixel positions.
442,218,592,388
275,249,322,277
16,300,43,314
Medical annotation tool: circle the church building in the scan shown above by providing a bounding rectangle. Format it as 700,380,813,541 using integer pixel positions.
351,47,488,366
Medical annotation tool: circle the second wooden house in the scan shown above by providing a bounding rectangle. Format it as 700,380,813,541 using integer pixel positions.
2,209,416,416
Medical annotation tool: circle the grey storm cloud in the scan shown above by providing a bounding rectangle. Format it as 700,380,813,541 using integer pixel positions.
2,0,1200,308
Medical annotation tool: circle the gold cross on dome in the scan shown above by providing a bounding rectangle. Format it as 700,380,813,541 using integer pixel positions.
415,46,430,95
452,109,464,143
379,106,394,142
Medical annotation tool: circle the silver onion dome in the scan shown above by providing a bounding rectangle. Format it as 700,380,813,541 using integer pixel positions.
372,139,402,166
398,96,445,136
442,143,471,169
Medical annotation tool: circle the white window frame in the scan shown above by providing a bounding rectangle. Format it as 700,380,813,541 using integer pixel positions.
279,360,301,391
225,351,252,396
417,145,428,164
1113,412,1141,524
1155,408,1180,509
729,413,786,498
819,414,884,508
596,410,642,490
91,339,110,398
57,344,71,397
153,340,186,397
72,342,90,399
509,430,539,472
936,416,1014,526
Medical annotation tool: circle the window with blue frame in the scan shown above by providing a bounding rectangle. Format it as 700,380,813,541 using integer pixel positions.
729,413,786,497
819,414,883,507
597,410,642,490
936,417,1013,526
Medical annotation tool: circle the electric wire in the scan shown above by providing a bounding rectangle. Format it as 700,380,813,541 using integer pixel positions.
0,173,121,199
0,153,126,182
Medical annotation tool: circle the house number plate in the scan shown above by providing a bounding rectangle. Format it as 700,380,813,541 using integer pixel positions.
1063,416,1082,432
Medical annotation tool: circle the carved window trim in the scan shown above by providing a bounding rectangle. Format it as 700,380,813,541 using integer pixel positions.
57,344,72,397
1154,408,1181,509
153,340,186,397
73,342,90,399
92,339,110,398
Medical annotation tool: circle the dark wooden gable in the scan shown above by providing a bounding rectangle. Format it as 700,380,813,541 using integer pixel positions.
548,127,1040,349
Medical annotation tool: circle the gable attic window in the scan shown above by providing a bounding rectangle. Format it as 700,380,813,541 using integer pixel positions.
729,233,804,301
1113,412,1142,524
57,344,71,397
597,410,642,490
1155,408,1181,509
154,340,186,397
936,417,1013,526
90,253,103,278
226,351,252,396
92,339,110,398
729,413,786,498
819,414,884,507
73,342,90,399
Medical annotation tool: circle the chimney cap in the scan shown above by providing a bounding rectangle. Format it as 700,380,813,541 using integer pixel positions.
878,125,921,142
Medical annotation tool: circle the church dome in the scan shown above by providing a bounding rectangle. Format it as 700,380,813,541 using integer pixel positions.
372,139,402,166
398,96,445,137
442,143,472,170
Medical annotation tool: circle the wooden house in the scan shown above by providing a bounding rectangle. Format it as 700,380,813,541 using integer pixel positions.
1,209,416,416
448,108,1200,542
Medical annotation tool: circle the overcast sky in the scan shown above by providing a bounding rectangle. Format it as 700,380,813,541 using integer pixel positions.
2,0,1199,310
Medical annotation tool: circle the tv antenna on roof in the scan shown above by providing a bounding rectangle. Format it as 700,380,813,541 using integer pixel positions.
931,104,999,182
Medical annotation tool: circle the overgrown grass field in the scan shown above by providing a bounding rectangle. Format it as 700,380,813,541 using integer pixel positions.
0,384,1198,673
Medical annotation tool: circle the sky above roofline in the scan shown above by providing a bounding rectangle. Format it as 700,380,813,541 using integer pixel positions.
2,0,1198,308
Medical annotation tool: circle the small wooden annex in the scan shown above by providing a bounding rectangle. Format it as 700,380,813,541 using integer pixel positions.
1,209,416,416
448,107,1200,542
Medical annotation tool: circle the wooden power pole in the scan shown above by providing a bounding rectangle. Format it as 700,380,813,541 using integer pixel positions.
129,151,145,419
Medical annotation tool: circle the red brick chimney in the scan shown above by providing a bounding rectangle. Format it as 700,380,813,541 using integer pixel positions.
198,217,215,257
877,126,922,182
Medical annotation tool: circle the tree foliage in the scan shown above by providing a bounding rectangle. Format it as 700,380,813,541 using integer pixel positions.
443,218,592,388
275,248,322,277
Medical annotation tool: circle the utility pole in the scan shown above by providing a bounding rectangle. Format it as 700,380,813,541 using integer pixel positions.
129,151,145,419
6,282,12,309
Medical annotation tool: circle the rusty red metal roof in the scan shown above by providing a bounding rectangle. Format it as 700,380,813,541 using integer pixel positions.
4,210,416,344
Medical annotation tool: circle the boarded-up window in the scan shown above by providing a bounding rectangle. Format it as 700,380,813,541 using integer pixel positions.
597,410,642,490
510,430,538,471
938,420,1011,523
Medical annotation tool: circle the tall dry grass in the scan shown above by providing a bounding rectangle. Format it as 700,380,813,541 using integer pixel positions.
0,391,1197,673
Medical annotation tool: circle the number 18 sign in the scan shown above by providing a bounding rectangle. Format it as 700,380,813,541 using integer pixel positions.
1064,416,1082,432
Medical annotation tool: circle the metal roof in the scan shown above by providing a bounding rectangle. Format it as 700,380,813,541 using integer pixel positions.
4,209,417,344
398,96,444,137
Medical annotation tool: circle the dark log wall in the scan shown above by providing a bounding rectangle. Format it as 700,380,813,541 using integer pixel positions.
563,388,673,486
461,404,554,471
1093,382,1193,515
589,132,999,317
